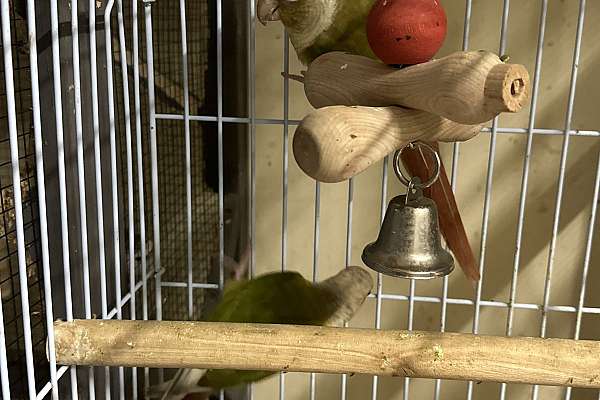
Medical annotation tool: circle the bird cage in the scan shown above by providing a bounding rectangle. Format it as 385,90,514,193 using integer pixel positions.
0,0,598,399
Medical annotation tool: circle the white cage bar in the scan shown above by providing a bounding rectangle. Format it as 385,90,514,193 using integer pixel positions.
0,0,598,399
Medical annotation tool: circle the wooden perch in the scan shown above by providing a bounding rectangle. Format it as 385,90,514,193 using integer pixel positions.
293,106,482,183
53,320,600,388
304,51,530,125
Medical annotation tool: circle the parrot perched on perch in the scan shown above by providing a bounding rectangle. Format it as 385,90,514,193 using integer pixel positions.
146,247,250,400
257,0,480,283
147,265,373,400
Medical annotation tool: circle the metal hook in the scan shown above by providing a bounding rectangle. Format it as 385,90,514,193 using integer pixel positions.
393,141,441,189
405,176,423,205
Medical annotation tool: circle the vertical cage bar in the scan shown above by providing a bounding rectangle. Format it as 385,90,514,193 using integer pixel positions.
177,0,193,321
433,270,449,399
143,0,163,383
371,156,388,400
505,0,547,335
247,0,256,279
282,32,289,274
247,1,257,397
537,0,586,334
434,3,472,398
132,0,150,390
1,2,36,397
216,0,224,398
405,149,432,399
26,0,59,397
564,143,600,400
461,0,472,51
0,260,9,399
403,279,416,400
309,180,321,400
89,0,111,394
534,1,587,398
216,0,224,301
247,1,257,277
0,250,9,400
70,0,96,395
340,177,354,400
467,2,510,399
104,1,126,396
50,0,74,323
49,0,79,395
115,0,137,396
279,29,290,400
500,1,548,399
71,0,90,326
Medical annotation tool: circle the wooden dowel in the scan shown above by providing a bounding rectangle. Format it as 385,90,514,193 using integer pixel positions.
304,51,530,124
293,105,482,183
53,320,600,388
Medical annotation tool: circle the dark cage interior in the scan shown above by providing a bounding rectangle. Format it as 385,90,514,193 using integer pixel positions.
0,1,49,397
0,0,249,398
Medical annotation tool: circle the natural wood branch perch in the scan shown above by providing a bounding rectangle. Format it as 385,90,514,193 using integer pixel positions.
53,320,600,388
303,51,530,125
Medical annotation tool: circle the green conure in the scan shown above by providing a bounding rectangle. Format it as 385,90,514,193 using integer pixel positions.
149,266,373,399
200,265,373,388
257,0,376,64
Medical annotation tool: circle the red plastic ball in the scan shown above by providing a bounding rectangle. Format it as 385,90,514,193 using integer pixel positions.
367,0,447,65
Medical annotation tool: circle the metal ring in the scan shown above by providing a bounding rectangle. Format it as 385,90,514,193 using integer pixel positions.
393,141,441,189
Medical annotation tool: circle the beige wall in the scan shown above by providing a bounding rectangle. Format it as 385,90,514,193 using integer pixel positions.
251,1,600,399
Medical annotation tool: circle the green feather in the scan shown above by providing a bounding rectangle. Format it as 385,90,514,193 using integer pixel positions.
198,271,339,389
302,0,377,64
280,0,377,65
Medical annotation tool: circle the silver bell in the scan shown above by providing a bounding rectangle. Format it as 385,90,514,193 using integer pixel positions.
361,143,454,279
362,184,454,279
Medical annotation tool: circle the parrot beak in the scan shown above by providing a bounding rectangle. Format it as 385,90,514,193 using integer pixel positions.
257,0,281,25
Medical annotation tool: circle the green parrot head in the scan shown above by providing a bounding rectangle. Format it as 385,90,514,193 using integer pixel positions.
318,265,373,325
256,0,339,55
256,0,376,65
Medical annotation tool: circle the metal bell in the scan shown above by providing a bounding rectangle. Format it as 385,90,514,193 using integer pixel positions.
361,143,454,279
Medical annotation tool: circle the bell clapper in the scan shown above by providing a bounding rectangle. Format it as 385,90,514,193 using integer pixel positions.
361,141,455,280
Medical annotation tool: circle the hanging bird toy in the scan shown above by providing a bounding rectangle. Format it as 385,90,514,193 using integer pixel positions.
362,141,454,279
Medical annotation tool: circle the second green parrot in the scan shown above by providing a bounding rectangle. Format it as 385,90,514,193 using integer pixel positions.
257,0,376,64
147,265,373,399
